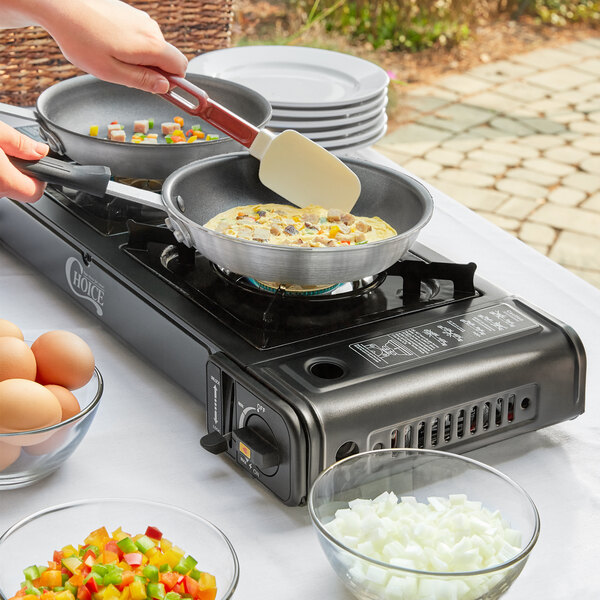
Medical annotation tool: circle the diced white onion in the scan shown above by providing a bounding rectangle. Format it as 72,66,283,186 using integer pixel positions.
326,492,523,600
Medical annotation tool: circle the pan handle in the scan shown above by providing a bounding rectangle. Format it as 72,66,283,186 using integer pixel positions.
10,156,111,197
153,69,260,148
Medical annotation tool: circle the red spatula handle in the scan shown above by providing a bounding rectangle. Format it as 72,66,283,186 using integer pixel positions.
154,69,260,148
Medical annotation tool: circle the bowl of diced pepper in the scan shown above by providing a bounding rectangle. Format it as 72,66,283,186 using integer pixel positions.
0,499,239,600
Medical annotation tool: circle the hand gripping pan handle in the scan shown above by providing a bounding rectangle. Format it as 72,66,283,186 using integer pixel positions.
155,69,260,148
10,156,111,197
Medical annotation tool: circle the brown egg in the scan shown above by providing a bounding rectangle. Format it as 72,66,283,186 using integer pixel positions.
45,384,81,421
0,319,24,340
0,379,62,446
32,330,95,390
23,428,69,456
0,337,37,382
0,440,21,471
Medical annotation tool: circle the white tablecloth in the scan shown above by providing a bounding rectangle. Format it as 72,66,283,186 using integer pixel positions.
1,148,599,599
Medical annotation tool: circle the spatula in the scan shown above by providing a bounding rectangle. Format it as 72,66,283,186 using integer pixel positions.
155,70,361,213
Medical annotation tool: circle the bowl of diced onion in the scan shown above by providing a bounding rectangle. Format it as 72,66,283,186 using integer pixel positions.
308,448,540,600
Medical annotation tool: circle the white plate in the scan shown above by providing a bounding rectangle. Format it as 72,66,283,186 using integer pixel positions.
188,45,389,108
268,98,387,130
319,120,388,150
270,91,387,120
329,124,388,154
270,113,388,141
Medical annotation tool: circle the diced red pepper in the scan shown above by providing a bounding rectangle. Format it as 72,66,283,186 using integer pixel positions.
123,552,143,567
145,526,163,541
85,577,100,594
53,551,64,563
184,576,199,598
77,586,91,600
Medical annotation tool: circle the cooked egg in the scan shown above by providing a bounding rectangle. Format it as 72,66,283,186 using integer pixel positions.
0,319,24,340
0,379,62,445
31,330,95,390
45,384,81,421
0,337,37,382
0,440,21,472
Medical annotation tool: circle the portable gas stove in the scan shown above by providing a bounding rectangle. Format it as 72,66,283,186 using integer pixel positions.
0,126,586,506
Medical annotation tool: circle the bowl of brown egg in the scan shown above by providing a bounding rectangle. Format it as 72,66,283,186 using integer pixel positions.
0,319,102,488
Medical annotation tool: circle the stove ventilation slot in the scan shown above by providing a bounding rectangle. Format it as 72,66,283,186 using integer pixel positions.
377,384,538,451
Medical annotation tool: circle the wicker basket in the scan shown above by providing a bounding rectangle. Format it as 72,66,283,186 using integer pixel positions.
0,1,234,107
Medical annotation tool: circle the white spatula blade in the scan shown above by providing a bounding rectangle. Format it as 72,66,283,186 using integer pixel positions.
257,130,361,213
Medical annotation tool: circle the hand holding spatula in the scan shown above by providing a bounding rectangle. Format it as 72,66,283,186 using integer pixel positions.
155,69,362,213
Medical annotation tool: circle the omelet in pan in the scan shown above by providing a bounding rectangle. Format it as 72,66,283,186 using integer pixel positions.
204,204,396,247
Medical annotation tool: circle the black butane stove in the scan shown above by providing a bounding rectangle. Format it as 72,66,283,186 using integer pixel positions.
0,165,586,506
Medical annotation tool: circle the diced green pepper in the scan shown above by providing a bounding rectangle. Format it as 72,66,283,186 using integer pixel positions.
174,555,198,575
102,569,123,586
165,593,181,600
80,544,100,557
189,568,202,581
146,582,165,599
191,125,201,131
91,564,108,577
135,535,155,554
142,565,159,583
23,566,40,581
165,136,174,144
65,582,78,596
117,537,138,554
148,119,154,129
159,563,170,573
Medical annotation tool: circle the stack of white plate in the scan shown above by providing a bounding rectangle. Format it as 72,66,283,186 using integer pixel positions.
188,45,389,154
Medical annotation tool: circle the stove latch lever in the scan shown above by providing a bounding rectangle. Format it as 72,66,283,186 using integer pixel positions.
200,430,231,455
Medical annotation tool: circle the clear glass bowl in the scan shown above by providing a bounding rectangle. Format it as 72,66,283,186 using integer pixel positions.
0,367,103,488
0,498,239,600
308,449,540,600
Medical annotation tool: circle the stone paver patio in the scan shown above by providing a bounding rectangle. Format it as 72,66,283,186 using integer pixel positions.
374,37,600,289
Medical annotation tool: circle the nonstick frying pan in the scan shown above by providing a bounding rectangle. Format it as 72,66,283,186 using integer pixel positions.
13,153,434,286
0,74,272,179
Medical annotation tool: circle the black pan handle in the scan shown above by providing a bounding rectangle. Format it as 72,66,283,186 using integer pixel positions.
9,156,111,198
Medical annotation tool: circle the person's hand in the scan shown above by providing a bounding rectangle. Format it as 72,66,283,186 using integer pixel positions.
0,121,49,203
40,0,188,94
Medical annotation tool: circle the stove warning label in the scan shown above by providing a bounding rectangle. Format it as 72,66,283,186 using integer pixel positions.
350,304,540,369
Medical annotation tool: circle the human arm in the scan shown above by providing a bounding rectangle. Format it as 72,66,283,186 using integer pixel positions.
0,0,188,94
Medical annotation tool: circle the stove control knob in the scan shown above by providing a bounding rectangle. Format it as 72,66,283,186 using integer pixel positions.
233,421,279,472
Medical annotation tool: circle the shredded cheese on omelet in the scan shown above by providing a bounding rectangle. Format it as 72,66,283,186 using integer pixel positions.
204,204,396,247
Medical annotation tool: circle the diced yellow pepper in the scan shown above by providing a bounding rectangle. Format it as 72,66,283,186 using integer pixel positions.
55,591,75,600
61,545,78,558
160,537,172,552
119,587,130,600
89,125,99,137
129,581,146,600
146,546,159,558
187,136,197,143
172,129,184,137
112,527,130,542
197,572,217,590
329,225,340,238
163,547,185,568
85,527,110,547
103,585,120,600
